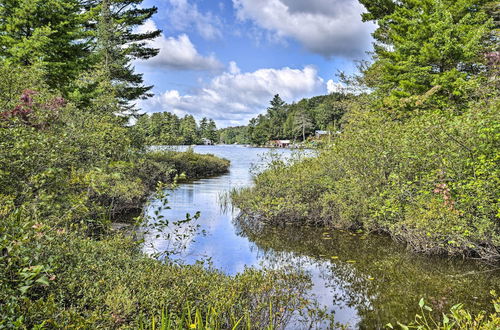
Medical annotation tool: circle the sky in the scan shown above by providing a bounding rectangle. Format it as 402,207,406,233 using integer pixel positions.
135,0,376,128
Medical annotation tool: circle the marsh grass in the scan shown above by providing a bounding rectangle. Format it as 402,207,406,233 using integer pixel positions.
141,304,270,330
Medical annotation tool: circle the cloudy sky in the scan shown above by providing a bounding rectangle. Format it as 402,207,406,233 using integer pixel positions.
136,0,376,127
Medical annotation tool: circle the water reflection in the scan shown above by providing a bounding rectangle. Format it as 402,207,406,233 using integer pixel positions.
144,145,500,329
237,221,500,328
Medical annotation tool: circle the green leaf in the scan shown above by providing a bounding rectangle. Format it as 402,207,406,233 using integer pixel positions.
36,276,50,286
396,322,409,330
19,285,31,294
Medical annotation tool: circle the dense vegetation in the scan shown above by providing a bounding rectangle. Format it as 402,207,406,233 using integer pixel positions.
135,113,219,145
219,93,350,145
153,149,230,179
0,1,311,328
1,0,499,328
233,0,500,263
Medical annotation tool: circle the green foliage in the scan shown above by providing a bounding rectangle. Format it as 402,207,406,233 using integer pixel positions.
218,126,250,145
0,65,295,329
157,149,230,179
244,93,350,145
0,0,88,89
0,0,159,106
233,0,499,263
233,94,500,260
0,219,312,328
361,0,495,115
388,294,500,329
199,117,218,142
134,113,219,146
90,0,160,107
180,115,202,145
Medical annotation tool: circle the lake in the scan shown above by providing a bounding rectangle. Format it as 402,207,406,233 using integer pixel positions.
144,145,499,329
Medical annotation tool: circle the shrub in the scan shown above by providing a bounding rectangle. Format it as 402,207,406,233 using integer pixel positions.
1,218,313,328
233,96,500,261
157,149,230,179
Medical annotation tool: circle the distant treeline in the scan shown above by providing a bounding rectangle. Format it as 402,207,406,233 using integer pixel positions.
219,93,352,145
135,113,218,145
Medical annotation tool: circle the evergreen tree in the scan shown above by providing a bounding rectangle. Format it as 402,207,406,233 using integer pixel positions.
360,0,494,115
199,117,209,138
206,119,218,142
0,0,88,90
247,115,270,145
180,115,200,145
267,94,287,139
85,0,161,108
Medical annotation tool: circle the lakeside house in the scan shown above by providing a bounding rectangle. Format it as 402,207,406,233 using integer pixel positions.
268,140,291,148
315,130,330,138
202,138,213,145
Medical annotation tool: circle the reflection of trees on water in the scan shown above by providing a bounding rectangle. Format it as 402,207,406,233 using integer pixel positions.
234,215,500,329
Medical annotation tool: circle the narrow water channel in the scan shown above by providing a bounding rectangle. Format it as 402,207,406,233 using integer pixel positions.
144,145,499,329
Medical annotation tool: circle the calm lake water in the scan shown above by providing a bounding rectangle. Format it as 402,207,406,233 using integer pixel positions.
144,145,499,329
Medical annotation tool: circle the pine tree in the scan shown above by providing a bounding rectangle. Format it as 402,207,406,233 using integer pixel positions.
267,94,287,139
0,0,88,90
206,119,218,142
180,115,200,145
360,0,494,115
199,117,209,138
85,0,161,108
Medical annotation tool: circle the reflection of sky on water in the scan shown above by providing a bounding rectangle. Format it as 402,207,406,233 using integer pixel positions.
143,145,360,326
142,145,499,329
144,146,289,273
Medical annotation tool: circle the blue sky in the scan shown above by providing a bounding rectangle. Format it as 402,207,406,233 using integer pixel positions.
136,0,376,127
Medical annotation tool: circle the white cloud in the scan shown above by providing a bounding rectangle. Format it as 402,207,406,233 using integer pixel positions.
232,0,375,58
228,61,241,75
137,20,222,71
139,65,328,127
326,80,346,94
166,0,222,40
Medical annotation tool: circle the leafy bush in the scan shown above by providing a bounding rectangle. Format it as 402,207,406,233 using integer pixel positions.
0,212,312,328
157,149,230,179
233,95,500,261
0,65,302,329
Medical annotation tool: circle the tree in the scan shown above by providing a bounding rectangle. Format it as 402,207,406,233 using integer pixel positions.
199,117,209,139
267,94,287,139
247,116,270,145
180,115,200,145
218,126,249,144
89,0,161,110
0,0,89,90
312,94,347,130
358,0,397,21
206,119,218,142
360,0,494,115
293,106,313,141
